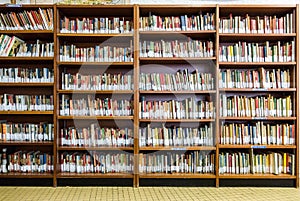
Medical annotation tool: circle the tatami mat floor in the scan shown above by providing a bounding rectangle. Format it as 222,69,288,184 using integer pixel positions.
0,187,299,201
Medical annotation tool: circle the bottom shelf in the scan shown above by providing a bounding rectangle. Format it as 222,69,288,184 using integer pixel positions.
57,172,133,178
219,173,296,179
0,172,53,178
139,173,216,179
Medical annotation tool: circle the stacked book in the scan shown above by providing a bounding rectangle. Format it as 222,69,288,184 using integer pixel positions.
0,67,54,83
60,124,133,147
139,151,215,174
220,122,295,145
0,122,54,142
219,12,295,34
139,69,214,91
139,97,215,119
220,94,292,117
60,95,132,116
219,40,295,62
60,16,132,33
60,152,134,174
139,12,215,31
140,39,214,58
0,94,54,111
139,123,213,147
219,68,291,89
62,72,133,90
0,8,53,30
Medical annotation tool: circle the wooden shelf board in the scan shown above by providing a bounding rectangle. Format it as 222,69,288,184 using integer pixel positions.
0,173,53,178
58,116,133,120
56,173,133,178
0,111,53,115
140,57,216,61
57,33,133,37
219,33,296,37
0,57,53,61
219,117,296,121
56,5,134,9
0,141,53,146
139,90,216,94
139,173,216,179
218,145,296,149
57,61,133,66
0,83,53,87
219,88,296,92
58,90,133,94
139,30,216,34
139,119,215,123
0,30,53,34
219,62,296,65
58,146,133,151
219,173,296,179
139,146,216,151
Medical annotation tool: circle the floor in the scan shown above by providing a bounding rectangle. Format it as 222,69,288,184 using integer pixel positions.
0,187,299,201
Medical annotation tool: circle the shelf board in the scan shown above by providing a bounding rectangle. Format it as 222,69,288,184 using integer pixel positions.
0,30,53,34
218,144,296,149
219,88,296,92
140,57,216,61
139,30,216,34
219,173,296,179
0,57,53,61
139,146,216,151
219,33,296,37
0,141,53,146
56,172,133,178
139,90,216,94
139,119,215,123
57,61,133,66
219,117,296,121
0,172,53,178
139,173,216,179
0,111,53,115
0,83,53,87
58,90,133,94
58,116,133,120
57,33,133,37
58,146,133,151
219,62,296,66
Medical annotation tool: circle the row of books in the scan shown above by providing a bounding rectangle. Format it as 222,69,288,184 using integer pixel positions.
139,70,214,91
219,68,291,89
219,151,295,175
139,12,215,31
219,40,295,62
0,8,53,30
220,95,292,118
219,12,295,34
139,152,215,174
0,94,54,111
61,72,133,91
60,152,134,173
139,123,213,147
0,150,53,173
139,97,215,120
0,122,54,142
0,34,54,57
60,125,133,147
59,43,133,62
220,122,295,145
140,40,214,58
0,67,54,83
60,95,132,116
60,16,133,33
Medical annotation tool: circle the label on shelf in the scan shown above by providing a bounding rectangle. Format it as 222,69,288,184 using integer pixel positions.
6,4,22,7
251,146,267,149
171,147,187,151
252,117,267,120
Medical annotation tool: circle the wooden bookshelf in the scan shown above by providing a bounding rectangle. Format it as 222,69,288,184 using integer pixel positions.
0,4,297,188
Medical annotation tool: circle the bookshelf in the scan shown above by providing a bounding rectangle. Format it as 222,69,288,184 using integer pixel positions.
0,4,55,184
0,4,298,188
